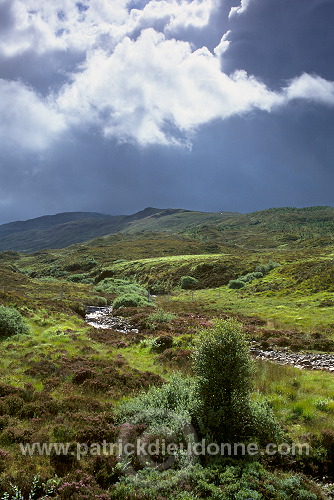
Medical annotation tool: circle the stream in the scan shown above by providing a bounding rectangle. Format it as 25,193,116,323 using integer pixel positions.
85,307,334,372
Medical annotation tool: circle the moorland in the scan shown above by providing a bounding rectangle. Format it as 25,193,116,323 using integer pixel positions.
0,205,334,498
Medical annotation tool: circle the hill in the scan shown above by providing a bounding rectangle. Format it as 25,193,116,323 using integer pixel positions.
0,207,232,252
1,205,334,253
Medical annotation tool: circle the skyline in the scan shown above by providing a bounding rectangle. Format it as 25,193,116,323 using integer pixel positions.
0,0,334,224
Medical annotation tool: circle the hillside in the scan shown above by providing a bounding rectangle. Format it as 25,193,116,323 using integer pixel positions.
0,207,194,252
1,205,334,253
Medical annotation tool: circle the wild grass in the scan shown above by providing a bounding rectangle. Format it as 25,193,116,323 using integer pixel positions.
253,360,334,435
168,285,334,334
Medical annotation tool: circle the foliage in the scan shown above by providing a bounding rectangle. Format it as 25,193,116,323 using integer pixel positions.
255,260,280,275
111,461,321,499
66,273,94,284
117,373,195,426
113,293,150,309
90,295,108,307
228,279,245,289
0,474,60,499
146,309,176,329
180,276,198,289
117,374,196,472
239,271,264,282
193,319,280,445
95,278,147,297
0,306,29,339
228,261,279,289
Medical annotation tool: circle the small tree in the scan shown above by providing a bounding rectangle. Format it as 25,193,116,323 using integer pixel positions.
0,306,29,338
193,319,280,445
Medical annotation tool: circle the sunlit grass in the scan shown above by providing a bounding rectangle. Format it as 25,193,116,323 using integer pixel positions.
168,286,334,333
253,360,334,435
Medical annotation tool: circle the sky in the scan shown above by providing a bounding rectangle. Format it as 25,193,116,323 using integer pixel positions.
0,0,334,224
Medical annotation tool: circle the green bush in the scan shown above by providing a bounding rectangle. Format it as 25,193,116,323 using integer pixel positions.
117,374,196,469
91,296,108,307
147,309,176,327
95,278,147,297
113,293,149,309
67,273,93,284
180,276,198,290
239,272,264,283
193,319,280,445
255,260,280,275
228,279,245,289
111,461,320,499
0,306,29,339
228,261,279,289
193,319,252,442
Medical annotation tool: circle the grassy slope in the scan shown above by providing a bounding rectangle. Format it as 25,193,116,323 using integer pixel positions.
2,205,334,253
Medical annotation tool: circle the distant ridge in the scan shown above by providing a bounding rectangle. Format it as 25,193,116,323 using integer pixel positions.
1,205,333,253
0,212,110,238
0,207,203,252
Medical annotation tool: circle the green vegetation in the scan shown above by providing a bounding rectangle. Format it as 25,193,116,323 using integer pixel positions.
180,275,198,289
95,277,147,297
193,319,280,445
228,279,246,289
111,462,321,499
228,261,280,289
0,306,29,338
1,205,334,497
113,293,150,309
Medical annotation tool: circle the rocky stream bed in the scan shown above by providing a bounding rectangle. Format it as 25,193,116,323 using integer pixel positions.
85,306,334,373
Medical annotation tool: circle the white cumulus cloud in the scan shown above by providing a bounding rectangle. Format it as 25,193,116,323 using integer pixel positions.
58,28,334,146
285,73,334,105
0,79,66,150
229,0,251,18
1,0,334,149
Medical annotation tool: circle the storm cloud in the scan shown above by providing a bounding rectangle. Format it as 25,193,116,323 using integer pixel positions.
0,0,333,223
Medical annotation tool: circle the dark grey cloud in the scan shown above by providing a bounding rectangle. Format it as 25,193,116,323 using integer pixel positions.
222,0,334,86
1,100,333,225
0,0,84,93
0,0,333,225
0,49,84,95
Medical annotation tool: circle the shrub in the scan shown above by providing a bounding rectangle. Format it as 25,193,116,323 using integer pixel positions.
113,293,150,309
0,306,29,339
111,461,320,499
147,309,176,324
67,273,93,284
193,319,253,442
95,278,147,297
91,296,108,307
228,279,245,289
255,260,280,275
117,373,195,444
229,261,280,289
147,309,176,329
180,276,198,290
193,319,280,445
239,272,264,283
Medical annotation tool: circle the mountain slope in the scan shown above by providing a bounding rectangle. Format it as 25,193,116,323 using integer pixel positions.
1,205,333,253
0,207,203,252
